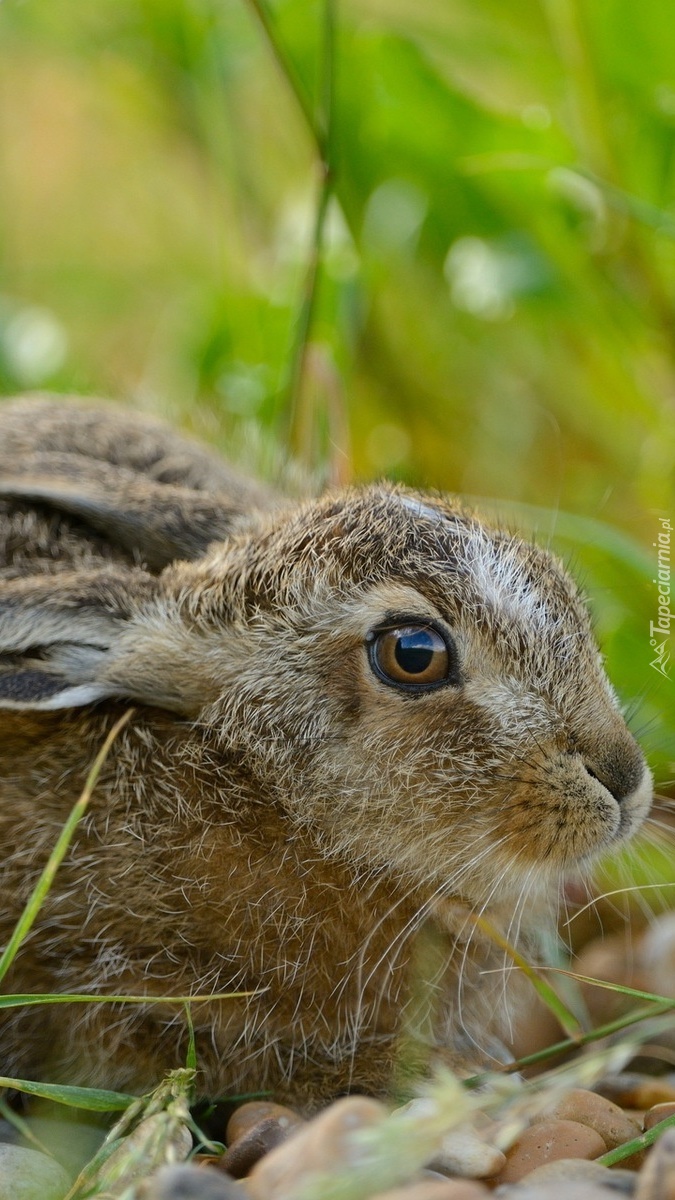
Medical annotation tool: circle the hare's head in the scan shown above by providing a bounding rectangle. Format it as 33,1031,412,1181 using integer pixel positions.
0,479,652,909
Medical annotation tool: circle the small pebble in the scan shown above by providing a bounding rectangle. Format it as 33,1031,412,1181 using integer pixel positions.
595,1074,675,1110
505,995,563,1066
494,1185,630,1199
635,1126,675,1199
532,1087,640,1152
492,1119,606,1185
370,1182,490,1200
0,1143,71,1200
220,1113,303,1178
644,1102,675,1131
633,1081,675,1109
426,1124,506,1179
225,1102,304,1147
573,935,638,1023
136,1163,248,1199
512,1156,638,1193
639,912,675,998
21,1115,106,1174
246,1096,388,1200
531,1086,644,1170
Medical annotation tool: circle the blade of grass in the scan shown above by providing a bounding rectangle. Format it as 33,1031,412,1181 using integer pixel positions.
0,708,134,988
244,0,318,150
0,1076,136,1111
465,1000,675,1085
184,1003,197,1073
0,991,254,1008
277,0,337,455
545,966,675,1006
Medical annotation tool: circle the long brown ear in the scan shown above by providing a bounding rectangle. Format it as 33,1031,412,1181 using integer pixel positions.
0,452,248,570
0,568,178,711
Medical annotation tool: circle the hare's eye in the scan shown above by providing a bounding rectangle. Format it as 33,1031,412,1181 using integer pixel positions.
367,624,454,691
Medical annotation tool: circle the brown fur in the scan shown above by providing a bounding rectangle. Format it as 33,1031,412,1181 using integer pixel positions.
0,394,652,1108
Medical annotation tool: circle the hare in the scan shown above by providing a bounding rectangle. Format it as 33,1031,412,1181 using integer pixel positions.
0,394,652,1108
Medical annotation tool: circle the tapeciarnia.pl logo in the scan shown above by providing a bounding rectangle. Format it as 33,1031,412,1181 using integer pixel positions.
650,516,672,679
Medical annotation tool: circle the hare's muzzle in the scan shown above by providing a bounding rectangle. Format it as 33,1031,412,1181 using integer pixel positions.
583,734,653,840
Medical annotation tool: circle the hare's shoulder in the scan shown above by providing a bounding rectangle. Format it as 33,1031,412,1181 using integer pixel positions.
0,394,281,576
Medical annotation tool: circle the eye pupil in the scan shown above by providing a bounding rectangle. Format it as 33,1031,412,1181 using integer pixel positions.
394,630,435,674
368,621,457,691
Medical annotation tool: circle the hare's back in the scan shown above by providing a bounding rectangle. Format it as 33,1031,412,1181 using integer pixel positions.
0,502,131,578
0,394,268,496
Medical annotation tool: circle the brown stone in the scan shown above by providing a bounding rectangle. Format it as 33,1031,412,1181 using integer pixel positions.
634,1080,675,1109
508,994,565,1064
635,1126,675,1199
219,1104,305,1179
595,1073,675,1109
644,1102,675,1132
225,1103,303,1148
573,934,640,1023
426,1124,506,1179
136,1163,248,1199
532,1087,640,1152
220,1116,298,1179
493,1185,631,1199
246,1096,388,1200
514,1155,639,1190
639,912,675,999
370,1182,490,1200
492,1119,606,1185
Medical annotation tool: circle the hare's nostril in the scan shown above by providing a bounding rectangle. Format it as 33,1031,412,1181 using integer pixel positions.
583,754,645,806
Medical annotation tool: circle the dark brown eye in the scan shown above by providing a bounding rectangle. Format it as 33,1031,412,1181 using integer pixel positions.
367,624,454,691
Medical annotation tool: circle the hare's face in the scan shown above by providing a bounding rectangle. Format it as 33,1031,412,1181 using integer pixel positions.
0,478,651,910
175,489,652,906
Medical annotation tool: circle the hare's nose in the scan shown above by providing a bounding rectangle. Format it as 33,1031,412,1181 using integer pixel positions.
582,742,648,806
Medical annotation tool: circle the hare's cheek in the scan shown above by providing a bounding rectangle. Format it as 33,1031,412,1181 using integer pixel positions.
493,778,615,871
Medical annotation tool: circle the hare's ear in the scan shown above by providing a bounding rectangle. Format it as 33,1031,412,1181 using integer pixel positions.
0,569,180,712
0,453,244,569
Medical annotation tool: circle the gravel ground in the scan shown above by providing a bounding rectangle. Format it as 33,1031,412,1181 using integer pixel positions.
4,909,675,1200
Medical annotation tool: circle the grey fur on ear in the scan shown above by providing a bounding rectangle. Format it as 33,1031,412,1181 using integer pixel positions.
0,569,153,711
0,452,245,570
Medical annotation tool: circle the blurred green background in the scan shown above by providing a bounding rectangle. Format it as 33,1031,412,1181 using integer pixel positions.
0,0,672,785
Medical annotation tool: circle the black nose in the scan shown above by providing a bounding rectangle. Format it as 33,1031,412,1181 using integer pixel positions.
583,745,646,804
